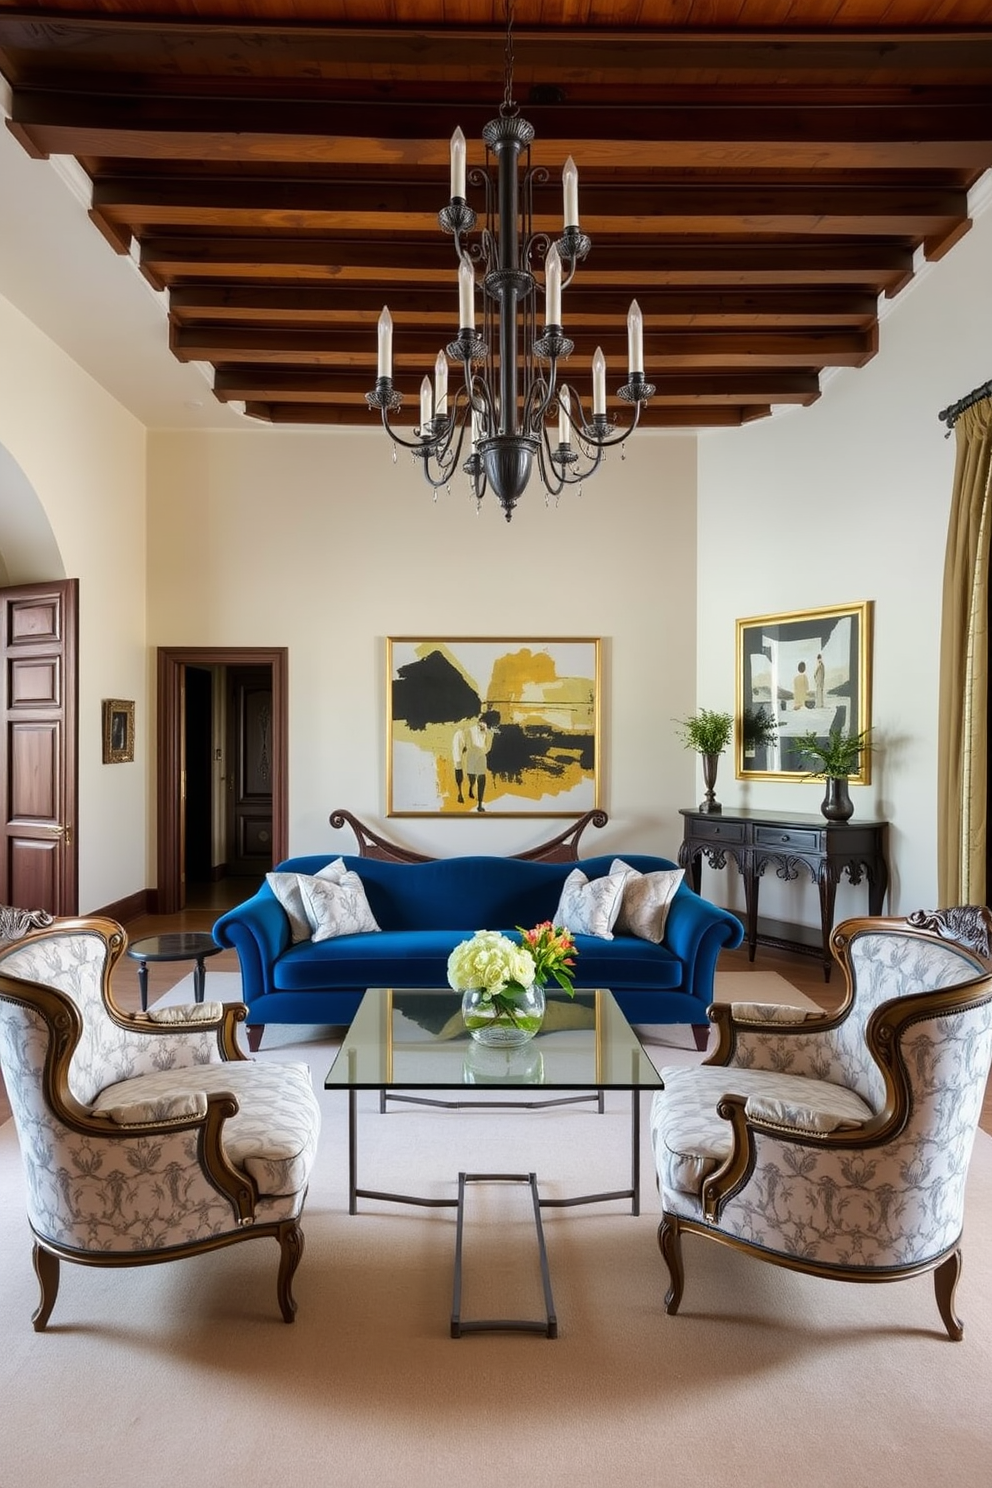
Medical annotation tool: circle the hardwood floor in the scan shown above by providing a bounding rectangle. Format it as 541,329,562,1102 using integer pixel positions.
1,894,990,1136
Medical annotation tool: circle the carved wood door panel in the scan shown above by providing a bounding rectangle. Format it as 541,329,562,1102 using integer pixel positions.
0,579,78,914
225,665,273,877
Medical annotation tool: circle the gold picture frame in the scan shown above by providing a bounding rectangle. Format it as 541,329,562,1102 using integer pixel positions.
735,601,873,783
102,699,135,764
387,637,601,817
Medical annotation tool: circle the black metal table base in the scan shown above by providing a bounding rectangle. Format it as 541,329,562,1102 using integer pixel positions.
346,1085,641,1338
451,1173,556,1339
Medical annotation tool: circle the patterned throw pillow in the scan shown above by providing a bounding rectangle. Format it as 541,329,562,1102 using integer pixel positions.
552,866,627,940
298,871,381,942
266,858,349,942
610,858,684,943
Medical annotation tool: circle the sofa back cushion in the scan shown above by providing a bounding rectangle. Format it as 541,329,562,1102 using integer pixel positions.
273,852,682,935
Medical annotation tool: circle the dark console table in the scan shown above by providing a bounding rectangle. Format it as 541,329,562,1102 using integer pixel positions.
678,807,889,981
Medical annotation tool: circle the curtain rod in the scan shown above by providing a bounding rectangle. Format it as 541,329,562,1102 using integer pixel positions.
938,378,992,436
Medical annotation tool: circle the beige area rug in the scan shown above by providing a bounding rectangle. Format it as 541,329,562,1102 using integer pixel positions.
2,978,991,1488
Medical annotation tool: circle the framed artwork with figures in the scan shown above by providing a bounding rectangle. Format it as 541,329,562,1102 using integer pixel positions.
102,699,135,764
735,601,873,784
387,636,600,817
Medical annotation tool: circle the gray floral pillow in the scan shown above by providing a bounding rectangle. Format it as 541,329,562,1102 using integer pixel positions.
553,867,627,940
266,858,348,942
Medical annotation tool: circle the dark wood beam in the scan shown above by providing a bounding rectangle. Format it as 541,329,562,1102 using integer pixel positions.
140,234,915,282
170,284,878,328
91,175,969,241
212,367,821,406
173,322,875,367
239,399,766,429
10,89,992,170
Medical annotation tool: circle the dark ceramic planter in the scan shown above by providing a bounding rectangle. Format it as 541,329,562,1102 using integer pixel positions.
821,776,854,821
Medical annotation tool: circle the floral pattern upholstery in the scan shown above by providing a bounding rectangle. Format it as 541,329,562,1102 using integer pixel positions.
651,918,992,1285
0,925,320,1260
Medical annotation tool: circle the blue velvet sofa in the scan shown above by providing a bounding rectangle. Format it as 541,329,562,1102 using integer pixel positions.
213,825,743,1048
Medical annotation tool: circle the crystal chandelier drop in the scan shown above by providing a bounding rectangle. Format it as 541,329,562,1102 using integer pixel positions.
366,2,654,522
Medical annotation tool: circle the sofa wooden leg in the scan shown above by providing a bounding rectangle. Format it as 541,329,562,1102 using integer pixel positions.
31,1242,60,1332
934,1249,964,1341
658,1215,685,1315
276,1220,304,1323
247,1025,264,1053
691,1023,710,1051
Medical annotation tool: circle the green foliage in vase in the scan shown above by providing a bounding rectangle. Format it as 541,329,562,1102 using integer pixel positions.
741,706,780,749
673,709,733,755
792,726,874,779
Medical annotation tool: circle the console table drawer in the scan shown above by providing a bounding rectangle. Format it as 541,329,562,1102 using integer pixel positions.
753,825,822,852
692,819,746,845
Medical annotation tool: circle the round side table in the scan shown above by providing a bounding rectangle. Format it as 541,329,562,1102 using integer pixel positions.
126,931,223,1012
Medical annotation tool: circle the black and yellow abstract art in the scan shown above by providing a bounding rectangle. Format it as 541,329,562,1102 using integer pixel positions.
387,638,600,817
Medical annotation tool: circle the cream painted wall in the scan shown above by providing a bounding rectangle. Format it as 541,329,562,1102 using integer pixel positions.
0,292,147,913
147,425,699,868
696,194,992,926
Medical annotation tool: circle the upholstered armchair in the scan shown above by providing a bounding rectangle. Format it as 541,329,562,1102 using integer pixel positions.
650,908,992,1339
0,916,321,1329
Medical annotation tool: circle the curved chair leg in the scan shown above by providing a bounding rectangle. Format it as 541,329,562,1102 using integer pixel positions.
933,1249,964,1341
657,1214,685,1315
31,1242,60,1332
275,1220,304,1323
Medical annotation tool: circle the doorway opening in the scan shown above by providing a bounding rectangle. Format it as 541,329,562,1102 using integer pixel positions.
156,647,288,915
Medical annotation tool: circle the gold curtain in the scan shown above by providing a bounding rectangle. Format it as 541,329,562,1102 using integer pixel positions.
937,398,992,905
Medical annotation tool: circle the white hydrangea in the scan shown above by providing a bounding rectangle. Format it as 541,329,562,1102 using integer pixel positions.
447,929,536,997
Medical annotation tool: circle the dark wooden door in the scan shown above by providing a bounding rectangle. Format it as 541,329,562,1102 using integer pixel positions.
0,580,78,913
225,666,274,877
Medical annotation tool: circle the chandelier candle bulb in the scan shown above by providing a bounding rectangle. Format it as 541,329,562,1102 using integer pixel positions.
592,347,607,416
545,243,562,326
377,307,393,380
558,386,571,446
434,351,448,417
562,156,579,229
450,127,467,200
627,300,643,376
420,376,433,431
471,408,481,449
458,256,475,330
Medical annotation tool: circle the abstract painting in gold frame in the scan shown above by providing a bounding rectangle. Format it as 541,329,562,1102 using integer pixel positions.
387,637,601,817
735,601,873,783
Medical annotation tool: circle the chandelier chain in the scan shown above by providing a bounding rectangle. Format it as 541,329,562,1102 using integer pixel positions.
499,0,518,118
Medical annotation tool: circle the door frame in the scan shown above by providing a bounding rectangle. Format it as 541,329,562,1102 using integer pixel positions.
156,646,288,914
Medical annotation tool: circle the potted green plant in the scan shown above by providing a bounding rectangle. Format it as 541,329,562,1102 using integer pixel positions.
792,725,874,821
673,709,733,814
741,706,780,756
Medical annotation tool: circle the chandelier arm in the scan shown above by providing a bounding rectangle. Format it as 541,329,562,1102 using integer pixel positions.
525,366,557,429
537,427,569,498
579,398,648,452
379,406,445,454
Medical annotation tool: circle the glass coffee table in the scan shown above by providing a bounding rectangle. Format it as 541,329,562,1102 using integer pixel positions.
325,987,664,1338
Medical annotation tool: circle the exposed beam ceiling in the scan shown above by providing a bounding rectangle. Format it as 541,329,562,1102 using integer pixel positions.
1,2,991,432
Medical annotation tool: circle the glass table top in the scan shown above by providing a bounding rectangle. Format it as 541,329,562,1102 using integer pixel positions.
324,988,664,1091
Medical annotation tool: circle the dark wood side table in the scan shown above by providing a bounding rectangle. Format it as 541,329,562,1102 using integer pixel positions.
126,931,223,1012
678,807,889,981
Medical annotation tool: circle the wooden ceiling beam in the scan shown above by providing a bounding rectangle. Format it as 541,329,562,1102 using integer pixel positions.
170,284,878,328
213,367,820,405
10,90,992,170
239,400,765,429
139,235,914,291
172,322,875,367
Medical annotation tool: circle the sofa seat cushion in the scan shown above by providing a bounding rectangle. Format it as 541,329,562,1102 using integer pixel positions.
94,1061,321,1197
650,1064,874,1197
567,933,683,989
272,927,684,994
274,929,469,991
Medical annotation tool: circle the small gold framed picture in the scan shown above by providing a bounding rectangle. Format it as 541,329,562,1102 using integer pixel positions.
102,699,135,764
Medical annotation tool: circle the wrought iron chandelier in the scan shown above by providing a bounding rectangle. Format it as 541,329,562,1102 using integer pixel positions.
366,1,654,522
